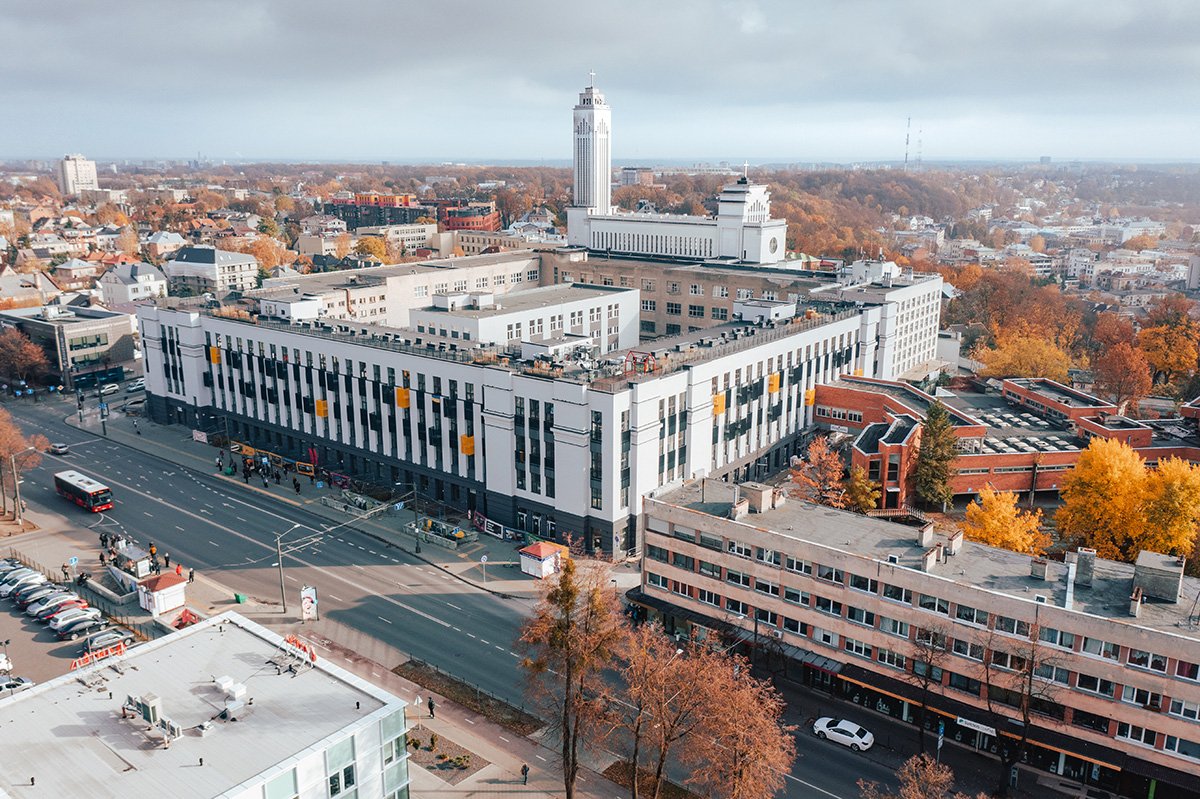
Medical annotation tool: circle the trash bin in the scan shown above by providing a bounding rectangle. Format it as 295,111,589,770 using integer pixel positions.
234,593,247,604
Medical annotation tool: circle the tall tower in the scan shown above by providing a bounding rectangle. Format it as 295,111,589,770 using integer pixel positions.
572,76,611,213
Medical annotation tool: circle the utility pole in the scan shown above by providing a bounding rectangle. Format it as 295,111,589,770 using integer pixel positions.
11,455,22,527
276,534,287,614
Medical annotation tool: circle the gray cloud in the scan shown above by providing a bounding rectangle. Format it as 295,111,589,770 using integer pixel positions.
2,0,1198,161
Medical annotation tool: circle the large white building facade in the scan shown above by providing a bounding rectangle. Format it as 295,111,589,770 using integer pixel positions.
57,153,99,196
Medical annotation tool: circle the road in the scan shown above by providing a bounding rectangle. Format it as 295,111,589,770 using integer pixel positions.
5,397,903,798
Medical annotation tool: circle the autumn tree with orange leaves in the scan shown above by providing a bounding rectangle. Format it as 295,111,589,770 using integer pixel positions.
0,327,49,385
1093,342,1152,412
0,407,48,517
858,753,990,799
790,436,846,507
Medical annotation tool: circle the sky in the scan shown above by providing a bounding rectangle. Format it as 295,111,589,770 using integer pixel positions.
3,0,1199,163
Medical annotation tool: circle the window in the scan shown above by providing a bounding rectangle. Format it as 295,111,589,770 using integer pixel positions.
1081,637,1119,661
698,560,720,578
785,557,812,575
756,607,777,626
688,304,704,318
815,564,843,584
955,604,988,626
667,282,680,294
846,606,875,627
1128,649,1168,673
947,671,981,695
1076,673,1116,697
698,589,721,606
1071,708,1110,734
326,736,357,797
726,569,751,588
648,572,666,589
727,540,751,558
882,583,911,604
844,638,872,658
265,770,299,799
712,286,729,298
783,616,805,635
879,616,908,638
1164,735,1200,761
848,574,878,594
711,307,728,320
1035,664,1071,685
813,596,842,617
1121,685,1162,708
878,648,906,670
990,650,1027,672
755,547,781,566
666,302,682,316
1117,722,1158,747
1169,698,1200,721
671,553,694,571
754,579,779,597
994,615,1030,637
784,587,809,606
918,594,949,615
1177,660,1200,681
1038,627,1075,649
379,709,407,769
913,661,943,682
952,639,984,661
727,598,747,615
811,626,838,647
915,627,946,649
641,299,657,311
646,544,668,563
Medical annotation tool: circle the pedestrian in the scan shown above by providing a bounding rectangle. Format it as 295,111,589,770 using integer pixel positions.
175,563,182,576
99,551,106,567
61,564,69,580
274,470,281,485
133,420,140,435
149,543,157,558
262,475,269,489
427,697,435,718
293,477,301,495
521,763,529,785
188,568,195,583
163,553,170,568
243,471,250,484
215,455,222,470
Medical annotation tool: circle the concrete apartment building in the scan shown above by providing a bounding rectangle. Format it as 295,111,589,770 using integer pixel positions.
165,246,259,296
56,153,99,196
634,480,1200,799
0,612,411,799
0,304,139,389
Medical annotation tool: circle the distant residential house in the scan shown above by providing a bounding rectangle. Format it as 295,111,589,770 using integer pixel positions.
53,258,102,290
144,230,187,260
164,245,259,295
0,264,59,308
98,262,168,305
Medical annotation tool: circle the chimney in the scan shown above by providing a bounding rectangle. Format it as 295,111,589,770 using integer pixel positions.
1075,547,1096,587
918,523,935,548
921,546,939,573
1132,551,1185,603
1030,558,1048,580
1129,586,1143,617
945,530,964,557
729,497,749,521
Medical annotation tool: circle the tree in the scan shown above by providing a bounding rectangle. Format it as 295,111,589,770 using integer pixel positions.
1141,456,1200,559
858,754,989,799
519,558,626,799
1091,312,1135,350
1138,324,1198,386
0,328,49,385
0,408,48,517
913,401,957,510
790,436,846,507
686,653,796,799
1055,438,1146,560
1123,233,1158,252
116,227,140,256
334,232,352,260
845,465,881,513
962,487,1048,554
257,217,280,237
905,624,950,754
1093,342,1152,412
975,333,1071,382
1028,234,1046,253
354,236,387,260
1144,295,1196,330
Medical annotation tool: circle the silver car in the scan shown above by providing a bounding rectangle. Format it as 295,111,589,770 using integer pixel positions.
27,593,80,616
47,606,101,630
1,572,47,598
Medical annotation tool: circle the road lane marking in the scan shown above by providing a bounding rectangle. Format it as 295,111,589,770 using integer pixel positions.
535,755,546,762
480,639,490,645
329,594,343,601
446,602,463,611
377,616,392,624
142,512,152,517
464,718,476,724
467,633,476,638
209,540,219,546
175,526,184,531
498,735,510,743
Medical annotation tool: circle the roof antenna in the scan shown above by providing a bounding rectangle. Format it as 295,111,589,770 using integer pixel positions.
903,116,911,171
742,161,749,179
588,70,595,88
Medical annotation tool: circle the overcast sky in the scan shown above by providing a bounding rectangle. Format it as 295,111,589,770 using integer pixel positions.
3,0,1198,163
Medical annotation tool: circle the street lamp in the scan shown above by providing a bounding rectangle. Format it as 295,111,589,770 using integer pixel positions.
9,445,38,527
273,523,302,614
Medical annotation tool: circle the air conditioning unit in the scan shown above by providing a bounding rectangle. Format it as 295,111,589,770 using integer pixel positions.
1034,595,1048,604
771,629,784,639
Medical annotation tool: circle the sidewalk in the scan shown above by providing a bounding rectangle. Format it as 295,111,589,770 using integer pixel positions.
2,511,626,799
62,406,570,599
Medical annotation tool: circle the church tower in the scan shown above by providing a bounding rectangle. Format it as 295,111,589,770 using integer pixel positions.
572,76,611,213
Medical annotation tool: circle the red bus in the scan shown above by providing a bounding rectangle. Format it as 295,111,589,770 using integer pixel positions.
53,470,114,512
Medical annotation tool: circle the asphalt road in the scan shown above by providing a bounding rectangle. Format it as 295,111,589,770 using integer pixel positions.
5,398,901,798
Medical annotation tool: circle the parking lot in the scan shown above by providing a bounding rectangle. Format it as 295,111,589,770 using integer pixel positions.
0,584,87,684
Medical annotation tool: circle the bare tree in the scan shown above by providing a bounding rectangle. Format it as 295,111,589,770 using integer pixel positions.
905,623,951,754
980,625,1062,798
518,558,626,799
858,753,992,799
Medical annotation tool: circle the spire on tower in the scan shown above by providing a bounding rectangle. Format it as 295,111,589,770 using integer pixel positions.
742,161,749,178
588,70,595,87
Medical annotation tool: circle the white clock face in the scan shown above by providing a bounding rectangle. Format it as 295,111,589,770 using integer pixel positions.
769,237,779,254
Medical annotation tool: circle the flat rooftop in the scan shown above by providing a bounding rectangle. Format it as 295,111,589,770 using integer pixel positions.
420,282,632,317
1007,377,1111,409
0,613,396,799
656,480,1200,635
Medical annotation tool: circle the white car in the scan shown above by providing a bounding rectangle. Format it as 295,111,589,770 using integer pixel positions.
0,653,11,674
100,383,120,396
0,572,46,597
48,606,101,630
27,593,79,616
125,379,145,393
0,677,34,694
813,717,875,752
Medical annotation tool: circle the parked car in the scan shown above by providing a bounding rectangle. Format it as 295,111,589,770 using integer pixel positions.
57,617,108,641
0,572,47,597
125,379,145,393
0,676,34,694
83,629,136,653
813,718,875,752
48,606,101,630
0,566,37,585
14,584,64,608
99,383,120,396
27,592,79,616
35,599,89,623
48,442,70,455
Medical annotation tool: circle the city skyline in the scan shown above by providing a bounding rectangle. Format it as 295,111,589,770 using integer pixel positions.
3,1,1199,163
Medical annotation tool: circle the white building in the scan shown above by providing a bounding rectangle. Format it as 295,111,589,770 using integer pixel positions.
57,154,99,196
0,612,411,799
165,246,260,295
356,223,438,256
99,262,168,305
563,85,785,264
